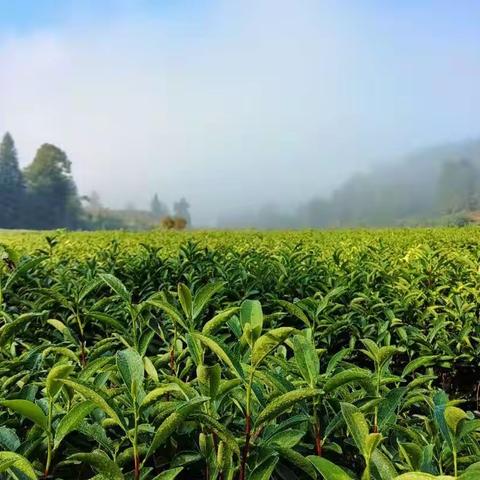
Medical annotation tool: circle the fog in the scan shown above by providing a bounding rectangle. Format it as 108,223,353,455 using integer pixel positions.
0,0,479,226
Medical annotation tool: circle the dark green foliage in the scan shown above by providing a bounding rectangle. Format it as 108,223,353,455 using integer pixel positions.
0,133,24,228
0,132,84,230
24,143,82,229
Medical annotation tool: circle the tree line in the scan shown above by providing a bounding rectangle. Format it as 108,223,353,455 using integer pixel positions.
218,140,480,229
295,157,480,228
0,132,191,230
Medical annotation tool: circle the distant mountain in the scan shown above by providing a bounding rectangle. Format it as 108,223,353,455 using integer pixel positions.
298,138,480,227
218,138,480,229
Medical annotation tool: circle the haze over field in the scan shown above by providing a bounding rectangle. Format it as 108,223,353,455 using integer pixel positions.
0,1,479,226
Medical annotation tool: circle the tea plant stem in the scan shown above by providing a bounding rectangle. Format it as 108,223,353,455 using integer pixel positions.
313,398,322,456
170,326,178,375
130,306,138,350
453,447,458,477
373,366,380,433
75,311,87,367
133,407,140,480
44,400,54,478
239,370,254,480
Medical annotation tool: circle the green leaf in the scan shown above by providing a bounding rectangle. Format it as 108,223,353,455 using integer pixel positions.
54,400,95,449
240,300,263,339
372,449,397,480
277,300,311,328
138,329,155,356
460,462,480,480
402,355,439,377
178,283,193,319
324,369,371,393
308,456,354,480
0,458,16,474
0,313,43,347
141,384,185,408
393,474,455,480
360,339,380,363
444,405,468,434
46,363,74,398
146,397,207,458
146,299,189,331
99,273,131,304
68,451,124,480
364,432,382,461
192,282,224,320
325,348,352,376
277,448,317,479
378,387,407,429
196,364,221,398
42,346,80,364
457,418,480,441
79,356,114,381
144,356,159,383
433,391,452,450
341,402,369,456
47,319,77,344
0,427,20,451
293,334,319,387
266,429,305,448
60,378,126,430
116,348,144,399
78,278,103,302
143,418,174,457
191,332,244,379
0,451,37,480
251,327,296,367
193,413,240,456
248,455,278,480
255,388,321,427
0,399,48,431
87,311,127,333
4,256,46,290
152,467,184,480
185,333,203,366
399,443,422,471
376,346,400,366
77,422,114,453
202,307,239,335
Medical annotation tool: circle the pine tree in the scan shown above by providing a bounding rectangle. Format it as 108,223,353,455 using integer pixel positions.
0,132,24,228
150,193,168,219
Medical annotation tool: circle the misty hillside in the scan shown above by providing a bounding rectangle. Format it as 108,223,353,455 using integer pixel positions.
319,137,480,226
220,138,480,229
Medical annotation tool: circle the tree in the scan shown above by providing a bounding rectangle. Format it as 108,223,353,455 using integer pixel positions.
173,197,191,226
297,198,332,228
150,193,169,219
24,144,82,229
87,190,103,213
0,132,24,228
437,159,478,214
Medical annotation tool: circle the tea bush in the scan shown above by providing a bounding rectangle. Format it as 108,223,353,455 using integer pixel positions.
1,228,480,479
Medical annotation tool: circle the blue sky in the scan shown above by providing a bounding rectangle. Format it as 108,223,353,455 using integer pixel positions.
0,1,209,32
0,1,479,224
